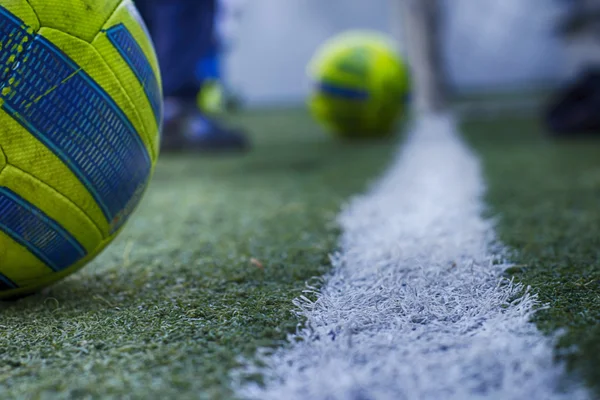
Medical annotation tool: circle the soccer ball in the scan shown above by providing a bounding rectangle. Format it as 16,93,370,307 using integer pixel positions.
0,0,162,298
308,30,410,138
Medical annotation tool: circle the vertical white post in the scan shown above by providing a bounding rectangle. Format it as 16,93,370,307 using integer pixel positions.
389,0,407,56
399,0,447,114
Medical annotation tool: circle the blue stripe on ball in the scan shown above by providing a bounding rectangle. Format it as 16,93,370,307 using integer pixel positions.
106,23,162,126
0,187,87,272
317,81,369,101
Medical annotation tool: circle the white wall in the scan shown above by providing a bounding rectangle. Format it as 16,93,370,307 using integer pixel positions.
225,0,571,106
441,0,570,91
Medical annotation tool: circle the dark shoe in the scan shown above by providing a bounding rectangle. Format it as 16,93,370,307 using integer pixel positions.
180,114,250,152
544,68,600,136
160,98,250,153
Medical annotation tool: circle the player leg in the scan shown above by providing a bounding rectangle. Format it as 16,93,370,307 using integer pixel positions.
135,0,249,152
543,2,600,136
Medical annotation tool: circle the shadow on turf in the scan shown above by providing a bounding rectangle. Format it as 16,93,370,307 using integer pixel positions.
0,271,151,311
153,140,393,183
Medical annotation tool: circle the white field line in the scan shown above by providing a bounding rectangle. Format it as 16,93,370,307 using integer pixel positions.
235,114,589,400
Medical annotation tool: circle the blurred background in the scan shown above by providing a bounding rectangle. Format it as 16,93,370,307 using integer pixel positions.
139,0,600,150
224,0,590,110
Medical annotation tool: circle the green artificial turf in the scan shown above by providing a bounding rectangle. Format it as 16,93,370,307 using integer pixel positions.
462,116,600,395
0,109,396,399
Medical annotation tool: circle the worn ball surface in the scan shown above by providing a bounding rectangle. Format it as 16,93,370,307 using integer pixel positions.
0,0,162,298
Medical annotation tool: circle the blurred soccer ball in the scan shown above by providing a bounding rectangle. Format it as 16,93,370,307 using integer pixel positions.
308,30,411,138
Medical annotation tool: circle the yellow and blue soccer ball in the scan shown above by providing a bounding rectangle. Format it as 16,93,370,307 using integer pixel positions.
0,0,162,299
308,30,410,138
